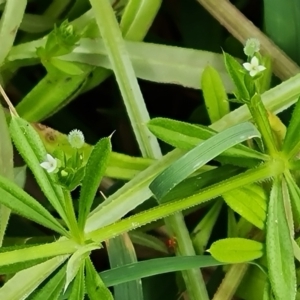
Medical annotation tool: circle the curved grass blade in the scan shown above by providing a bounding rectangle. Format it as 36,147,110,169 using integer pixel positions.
78,137,111,231
266,177,296,300
150,122,261,200
100,255,223,287
147,117,267,163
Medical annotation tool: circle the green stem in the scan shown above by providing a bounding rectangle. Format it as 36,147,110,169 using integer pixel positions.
248,94,278,155
196,0,300,80
63,189,82,243
89,0,209,298
212,264,249,300
89,0,161,159
88,160,284,243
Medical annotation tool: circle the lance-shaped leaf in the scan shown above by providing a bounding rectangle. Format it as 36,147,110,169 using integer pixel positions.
147,117,267,165
0,174,67,236
201,65,230,123
223,183,267,229
30,263,67,300
0,255,68,300
150,122,261,200
266,177,296,300
78,137,111,231
68,263,85,300
65,243,99,292
223,52,250,102
86,257,113,300
9,116,68,225
209,238,263,263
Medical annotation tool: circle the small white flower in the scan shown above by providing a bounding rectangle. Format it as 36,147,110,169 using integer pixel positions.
243,56,266,77
68,129,85,149
243,38,260,56
40,154,58,173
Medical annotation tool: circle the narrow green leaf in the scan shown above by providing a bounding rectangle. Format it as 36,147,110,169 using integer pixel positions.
201,65,230,123
86,257,113,300
129,231,168,254
16,69,89,122
223,184,267,229
65,243,99,292
0,0,26,66
0,239,77,267
227,208,238,237
89,0,161,159
223,52,249,102
100,256,224,288
0,175,68,236
9,116,69,226
0,255,68,300
60,38,234,93
150,122,261,200
120,0,161,40
78,137,111,230
68,263,85,300
147,117,267,162
31,264,66,300
266,177,296,300
161,165,239,204
283,96,300,157
209,238,263,263
0,103,14,246
192,200,223,254
106,233,143,300
249,93,278,154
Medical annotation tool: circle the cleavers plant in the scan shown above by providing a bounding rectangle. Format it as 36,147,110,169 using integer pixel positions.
1,1,300,300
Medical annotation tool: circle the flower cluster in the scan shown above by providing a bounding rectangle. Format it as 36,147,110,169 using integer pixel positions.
40,129,86,190
242,38,265,77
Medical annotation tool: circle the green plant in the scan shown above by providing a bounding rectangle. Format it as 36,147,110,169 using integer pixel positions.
1,0,300,300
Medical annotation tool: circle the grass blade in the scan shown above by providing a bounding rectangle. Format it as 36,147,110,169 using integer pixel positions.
106,234,143,300
150,122,261,200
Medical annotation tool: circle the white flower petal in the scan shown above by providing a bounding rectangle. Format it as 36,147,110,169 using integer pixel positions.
243,62,252,71
250,56,259,67
40,154,58,173
257,65,266,72
40,162,51,169
249,70,258,77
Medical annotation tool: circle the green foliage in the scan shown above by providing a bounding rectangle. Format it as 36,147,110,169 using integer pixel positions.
1,0,300,299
